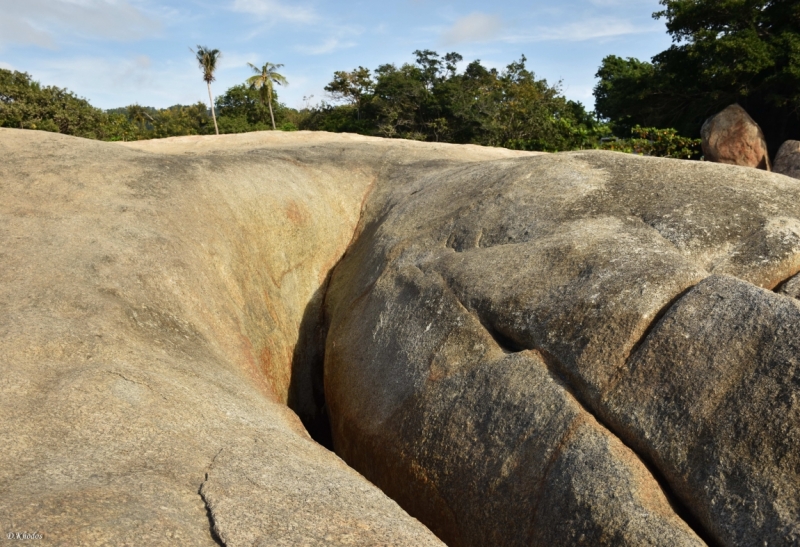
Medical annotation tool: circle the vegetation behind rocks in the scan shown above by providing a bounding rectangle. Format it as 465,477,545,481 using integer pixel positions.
594,0,800,154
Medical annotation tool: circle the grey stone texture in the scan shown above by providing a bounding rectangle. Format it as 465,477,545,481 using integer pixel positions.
774,139,800,179
325,151,800,546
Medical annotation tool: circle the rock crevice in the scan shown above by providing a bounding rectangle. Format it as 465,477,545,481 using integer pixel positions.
442,272,718,545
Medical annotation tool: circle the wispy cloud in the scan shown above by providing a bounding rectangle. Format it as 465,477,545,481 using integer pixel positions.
296,37,357,56
214,52,261,71
506,17,658,43
441,12,504,46
31,53,205,106
293,24,363,56
0,17,54,49
230,0,317,24
0,0,161,49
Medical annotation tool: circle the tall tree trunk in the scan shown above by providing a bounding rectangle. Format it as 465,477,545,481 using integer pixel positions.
268,93,276,131
207,82,219,135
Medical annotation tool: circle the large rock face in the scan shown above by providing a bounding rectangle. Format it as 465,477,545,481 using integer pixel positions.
774,139,800,179
2,129,525,546
701,104,771,170
325,152,800,546
3,128,800,546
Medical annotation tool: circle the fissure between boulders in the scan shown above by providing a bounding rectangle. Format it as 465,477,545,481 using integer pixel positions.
278,225,797,546
443,279,719,544
536,346,721,547
286,260,724,544
772,270,800,294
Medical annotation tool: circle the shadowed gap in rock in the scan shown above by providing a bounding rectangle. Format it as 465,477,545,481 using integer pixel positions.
772,270,800,295
287,277,334,450
620,284,699,367
481,321,527,353
199,475,226,546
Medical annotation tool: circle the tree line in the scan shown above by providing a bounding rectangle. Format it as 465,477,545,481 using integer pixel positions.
0,68,304,141
595,0,799,155
303,51,608,152
1,0,795,157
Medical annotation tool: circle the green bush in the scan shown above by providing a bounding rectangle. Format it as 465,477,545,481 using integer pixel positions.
600,125,701,159
1,69,111,139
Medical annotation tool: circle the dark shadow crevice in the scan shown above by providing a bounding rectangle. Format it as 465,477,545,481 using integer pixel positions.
616,283,699,384
303,403,334,450
480,320,527,354
772,270,800,295
289,197,396,451
199,475,226,547
287,273,335,451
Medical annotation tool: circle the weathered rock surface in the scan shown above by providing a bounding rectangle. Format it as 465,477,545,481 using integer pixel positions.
774,139,800,179
701,104,771,170
604,275,800,546
779,272,800,299
2,128,532,545
325,151,800,546
4,127,800,547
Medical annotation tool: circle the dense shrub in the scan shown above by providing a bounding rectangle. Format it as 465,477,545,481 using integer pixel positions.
600,126,702,159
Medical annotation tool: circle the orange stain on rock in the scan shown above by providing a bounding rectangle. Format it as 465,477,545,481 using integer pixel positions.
285,200,310,226
238,334,278,401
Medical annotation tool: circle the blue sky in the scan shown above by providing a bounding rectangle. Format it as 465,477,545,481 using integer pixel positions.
0,0,673,111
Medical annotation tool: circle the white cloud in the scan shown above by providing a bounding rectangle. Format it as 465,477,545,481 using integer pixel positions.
0,0,161,49
111,54,154,89
0,61,14,70
230,0,317,24
214,52,261,71
296,38,357,56
28,54,195,107
441,12,504,46
506,17,658,43
293,24,363,56
0,17,55,49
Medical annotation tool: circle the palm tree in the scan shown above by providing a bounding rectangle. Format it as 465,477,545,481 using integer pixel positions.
192,46,221,135
246,62,288,130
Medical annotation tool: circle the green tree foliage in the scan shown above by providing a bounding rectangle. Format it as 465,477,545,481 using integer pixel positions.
593,56,661,136
0,68,303,141
104,103,214,140
215,84,271,132
6,60,698,159
324,66,374,120
214,83,300,133
246,62,288,130
305,51,608,151
0,69,112,138
594,0,800,152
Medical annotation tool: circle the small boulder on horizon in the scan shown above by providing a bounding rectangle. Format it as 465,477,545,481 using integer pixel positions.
701,103,771,170
774,140,800,179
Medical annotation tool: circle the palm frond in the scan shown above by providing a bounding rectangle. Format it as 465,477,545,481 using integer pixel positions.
193,45,221,83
